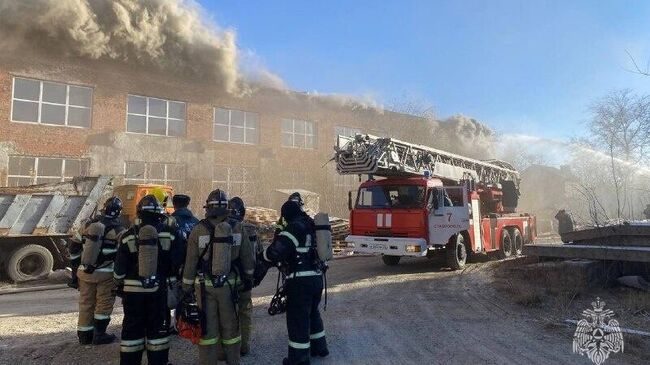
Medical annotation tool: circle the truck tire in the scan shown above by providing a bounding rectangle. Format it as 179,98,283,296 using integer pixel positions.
497,230,512,259
382,255,401,266
511,228,523,256
6,244,54,283
446,234,467,270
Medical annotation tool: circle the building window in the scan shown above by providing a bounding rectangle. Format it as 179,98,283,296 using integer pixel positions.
11,77,92,127
334,125,361,138
281,118,316,149
213,108,259,144
126,95,186,137
212,165,257,200
6,156,89,186
124,161,185,187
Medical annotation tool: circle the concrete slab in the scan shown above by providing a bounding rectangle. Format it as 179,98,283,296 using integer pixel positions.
524,243,650,263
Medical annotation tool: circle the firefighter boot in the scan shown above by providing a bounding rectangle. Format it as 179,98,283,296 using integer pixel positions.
77,330,93,345
93,317,116,345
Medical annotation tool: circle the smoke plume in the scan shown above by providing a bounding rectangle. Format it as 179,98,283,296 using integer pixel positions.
0,0,242,93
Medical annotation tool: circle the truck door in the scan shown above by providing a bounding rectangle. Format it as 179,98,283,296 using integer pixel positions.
428,185,470,246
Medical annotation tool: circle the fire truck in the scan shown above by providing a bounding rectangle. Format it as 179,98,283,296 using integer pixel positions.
335,134,536,269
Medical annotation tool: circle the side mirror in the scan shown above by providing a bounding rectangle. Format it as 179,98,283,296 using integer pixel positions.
348,191,353,211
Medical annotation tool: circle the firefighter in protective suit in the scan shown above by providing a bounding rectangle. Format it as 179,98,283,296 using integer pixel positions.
72,196,126,345
224,196,259,356
262,200,329,365
182,189,242,365
114,195,183,365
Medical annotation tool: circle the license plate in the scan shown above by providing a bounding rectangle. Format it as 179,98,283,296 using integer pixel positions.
369,243,387,250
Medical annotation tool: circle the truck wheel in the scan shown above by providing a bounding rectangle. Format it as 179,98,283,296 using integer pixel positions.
511,228,523,256
6,244,54,283
446,234,467,270
498,230,512,259
382,255,401,266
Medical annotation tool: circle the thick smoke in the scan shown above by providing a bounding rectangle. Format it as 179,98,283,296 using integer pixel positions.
438,115,494,157
0,0,241,93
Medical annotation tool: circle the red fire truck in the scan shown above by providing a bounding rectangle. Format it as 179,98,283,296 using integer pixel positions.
335,134,536,269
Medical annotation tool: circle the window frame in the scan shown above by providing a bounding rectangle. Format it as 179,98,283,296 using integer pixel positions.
125,94,187,137
212,165,257,199
281,118,316,149
6,155,90,186
212,107,260,145
123,161,185,186
10,77,93,128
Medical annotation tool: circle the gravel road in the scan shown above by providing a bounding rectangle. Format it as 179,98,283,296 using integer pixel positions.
0,256,646,364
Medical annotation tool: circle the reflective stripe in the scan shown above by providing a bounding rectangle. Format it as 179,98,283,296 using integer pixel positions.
121,338,145,353
263,247,271,262
147,337,170,351
79,264,113,272
102,248,117,254
222,336,241,345
77,325,94,332
199,337,219,346
295,247,311,253
245,269,254,275
310,331,325,340
69,253,81,260
279,231,300,247
124,279,145,286
148,337,170,345
182,278,195,285
121,339,145,346
94,314,110,320
288,340,310,349
287,270,321,279
114,273,126,280
123,286,159,293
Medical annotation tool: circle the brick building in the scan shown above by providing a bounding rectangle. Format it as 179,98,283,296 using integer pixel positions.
0,49,427,217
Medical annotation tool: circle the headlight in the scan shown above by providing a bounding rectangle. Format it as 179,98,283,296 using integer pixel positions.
405,245,421,253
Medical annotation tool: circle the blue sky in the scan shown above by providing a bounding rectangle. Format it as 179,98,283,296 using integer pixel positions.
201,0,650,140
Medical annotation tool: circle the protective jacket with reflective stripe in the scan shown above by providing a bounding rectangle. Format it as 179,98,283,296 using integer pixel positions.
264,215,321,277
71,216,125,273
114,222,182,292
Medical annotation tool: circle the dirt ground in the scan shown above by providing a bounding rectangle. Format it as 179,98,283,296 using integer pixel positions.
1,256,648,365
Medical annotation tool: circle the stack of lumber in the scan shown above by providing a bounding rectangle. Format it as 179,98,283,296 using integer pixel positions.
245,206,351,254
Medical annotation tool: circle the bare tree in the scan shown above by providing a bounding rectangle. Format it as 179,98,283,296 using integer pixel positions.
588,89,650,218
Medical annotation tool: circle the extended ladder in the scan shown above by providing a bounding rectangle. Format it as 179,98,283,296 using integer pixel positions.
334,134,519,187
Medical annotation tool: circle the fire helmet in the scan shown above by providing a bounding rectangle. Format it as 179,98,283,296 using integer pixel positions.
150,187,170,208
288,192,304,207
137,195,166,219
103,196,123,218
281,200,302,222
228,197,246,221
204,189,229,218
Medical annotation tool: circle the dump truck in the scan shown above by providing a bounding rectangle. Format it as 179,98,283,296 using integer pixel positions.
335,134,536,269
0,177,173,282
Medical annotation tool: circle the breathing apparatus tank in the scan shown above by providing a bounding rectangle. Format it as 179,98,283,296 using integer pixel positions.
137,225,159,287
80,221,106,269
314,212,333,261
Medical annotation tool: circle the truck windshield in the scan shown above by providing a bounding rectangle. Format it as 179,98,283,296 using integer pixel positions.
356,185,425,209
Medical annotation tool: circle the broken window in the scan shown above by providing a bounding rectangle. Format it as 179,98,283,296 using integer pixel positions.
281,118,316,149
213,107,259,144
11,77,92,127
6,156,89,186
127,95,186,137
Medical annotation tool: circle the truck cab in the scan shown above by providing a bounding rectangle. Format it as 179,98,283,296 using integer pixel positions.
348,176,470,259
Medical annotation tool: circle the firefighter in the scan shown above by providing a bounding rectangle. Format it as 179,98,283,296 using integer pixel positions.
114,195,183,365
74,196,126,345
274,192,305,236
262,200,329,365
172,194,200,240
226,196,258,356
182,189,242,365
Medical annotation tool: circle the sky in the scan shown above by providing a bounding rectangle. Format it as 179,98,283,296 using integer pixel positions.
200,0,650,140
